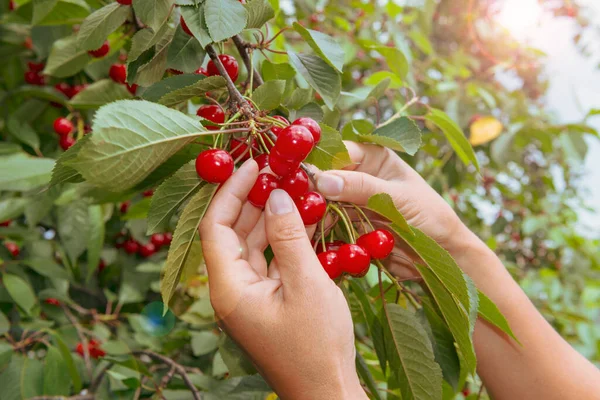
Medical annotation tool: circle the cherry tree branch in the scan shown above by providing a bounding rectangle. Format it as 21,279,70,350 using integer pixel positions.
205,44,248,111
232,35,264,88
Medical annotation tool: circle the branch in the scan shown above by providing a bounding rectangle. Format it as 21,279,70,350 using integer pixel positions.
61,305,93,378
133,350,202,400
232,35,264,88
205,44,248,112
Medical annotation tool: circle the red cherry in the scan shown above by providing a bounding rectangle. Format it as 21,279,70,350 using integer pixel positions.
271,115,289,137
9,0,15,10
268,149,300,177
70,84,86,98
338,244,370,276
274,125,314,162
120,201,131,214
123,239,140,254
248,173,279,208
27,61,45,72
356,229,395,259
315,239,345,254
462,388,471,396
75,342,84,357
180,16,193,36
23,37,33,50
4,242,20,258
294,191,326,225
292,117,321,143
163,232,173,245
207,54,239,82
230,138,257,161
54,82,71,97
254,154,269,170
116,0,132,4
44,298,61,306
196,105,225,130
195,149,234,184
0,220,11,227
317,251,342,279
24,71,44,85
89,346,105,359
142,189,154,197
169,68,183,75
150,233,166,248
88,41,110,58
126,83,138,95
53,117,73,136
109,63,127,84
195,67,208,76
98,259,106,272
139,242,156,258
279,169,309,199
59,136,76,151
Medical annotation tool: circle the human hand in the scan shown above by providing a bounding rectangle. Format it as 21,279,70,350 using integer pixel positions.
200,159,367,400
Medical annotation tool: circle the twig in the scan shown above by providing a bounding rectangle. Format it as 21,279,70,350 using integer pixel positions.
232,35,264,88
61,305,92,378
205,44,248,112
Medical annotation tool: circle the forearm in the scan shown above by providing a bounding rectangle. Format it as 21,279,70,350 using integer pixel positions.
450,228,600,399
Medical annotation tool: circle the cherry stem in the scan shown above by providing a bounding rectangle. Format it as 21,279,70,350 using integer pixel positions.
205,44,249,110
233,35,264,88
329,203,355,243
375,260,421,309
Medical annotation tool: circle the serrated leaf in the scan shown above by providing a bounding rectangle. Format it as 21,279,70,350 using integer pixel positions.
360,116,422,155
478,290,519,344
382,303,442,400
44,35,91,78
58,200,90,262
128,26,168,62
180,5,213,48
251,80,285,110
142,74,205,102
0,198,29,221
43,346,70,396
243,0,274,29
204,0,247,42
426,109,480,171
86,205,104,282
133,0,174,31
293,22,345,72
69,79,132,108
304,124,351,170
0,153,54,191
158,75,227,107
167,26,207,73
3,273,37,315
49,134,90,187
288,52,341,110
161,184,217,309
69,100,205,191
366,193,412,235
147,161,204,234
369,45,409,80
77,3,129,51
135,30,174,86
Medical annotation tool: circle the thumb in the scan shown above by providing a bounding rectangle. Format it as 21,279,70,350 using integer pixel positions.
265,189,328,287
316,170,390,205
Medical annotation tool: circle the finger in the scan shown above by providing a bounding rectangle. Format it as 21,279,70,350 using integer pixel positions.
343,141,413,181
200,159,260,289
232,200,262,239
316,169,395,206
264,189,329,288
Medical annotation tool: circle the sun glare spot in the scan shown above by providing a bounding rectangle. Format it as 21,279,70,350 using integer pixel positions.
497,0,543,38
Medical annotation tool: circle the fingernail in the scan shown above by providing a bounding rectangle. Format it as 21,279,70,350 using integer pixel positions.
317,174,344,196
269,189,294,215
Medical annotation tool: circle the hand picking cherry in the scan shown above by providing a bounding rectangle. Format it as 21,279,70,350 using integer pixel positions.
195,149,234,184
317,251,342,279
248,173,280,208
292,117,321,143
356,229,395,259
273,125,314,163
338,244,370,276
294,191,326,225
279,169,309,199
268,149,300,177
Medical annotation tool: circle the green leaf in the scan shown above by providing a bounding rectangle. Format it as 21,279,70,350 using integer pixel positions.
243,0,274,29
0,198,29,221
77,3,129,51
49,333,82,392
478,290,520,344
284,87,312,110
134,30,174,86
358,116,422,155
142,74,205,102
69,79,132,108
364,71,403,88
218,334,257,377
251,80,285,110
0,153,54,191
44,35,91,78
32,0,59,25
261,60,296,81
288,52,341,110
133,0,174,31
304,124,351,170
12,86,69,106
58,201,90,262
204,0,247,42
0,312,9,336
367,77,390,100
86,205,105,282
147,161,204,234
369,46,409,80
6,116,40,150
23,259,70,280
366,193,412,235
293,22,345,72
3,273,37,315
382,303,443,400
356,352,383,400
69,100,205,191
191,331,219,356
49,134,90,187
161,184,217,309
292,102,324,122
32,0,90,26
43,346,70,396
158,76,227,107
180,5,213,48
128,25,167,62
167,26,207,73
426,109,480,171
121,197,153,221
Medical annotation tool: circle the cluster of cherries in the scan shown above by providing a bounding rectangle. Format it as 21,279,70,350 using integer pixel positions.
109,62,138,95
1,220,20,258
317,229,395,279
75,339,105,359
24,61,46,86
53,117,76,150
116,232,172,258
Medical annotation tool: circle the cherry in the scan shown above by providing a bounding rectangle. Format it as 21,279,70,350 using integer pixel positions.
230,138,257,161
44,298,61,306
248,173,280,208
27,61,44,72
195,149,234,184
53,117,73,136
0,220,12,227
24,71,44,85
54,82,71,97
59,136,75,151
70,84,86,98
120,201,131,214
268,149,300,177
123,239,140,254
4,242,20,258
195,67,208,76
9,0,15,10
23,37,33,50
254,153,269,170
271,115,289,137
273,125,314,162
338,244,370,276
116,0,132,4
180,16,193,36
462,388,471,396
317,251,342,279
84,124,92,134
196,105,225,130
88,41,110,58
76,340,105,359
294,191,326,225
356,229,395,259
150,233,166,248
207,54,239,82
98,259,106,272
109,63,127,84
315,239,345,254
168,68,183,75
279,169,309,199
126,83,138,95
139,242,156,258
142,189,154,197
292,117,321,143
163,232,173,245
